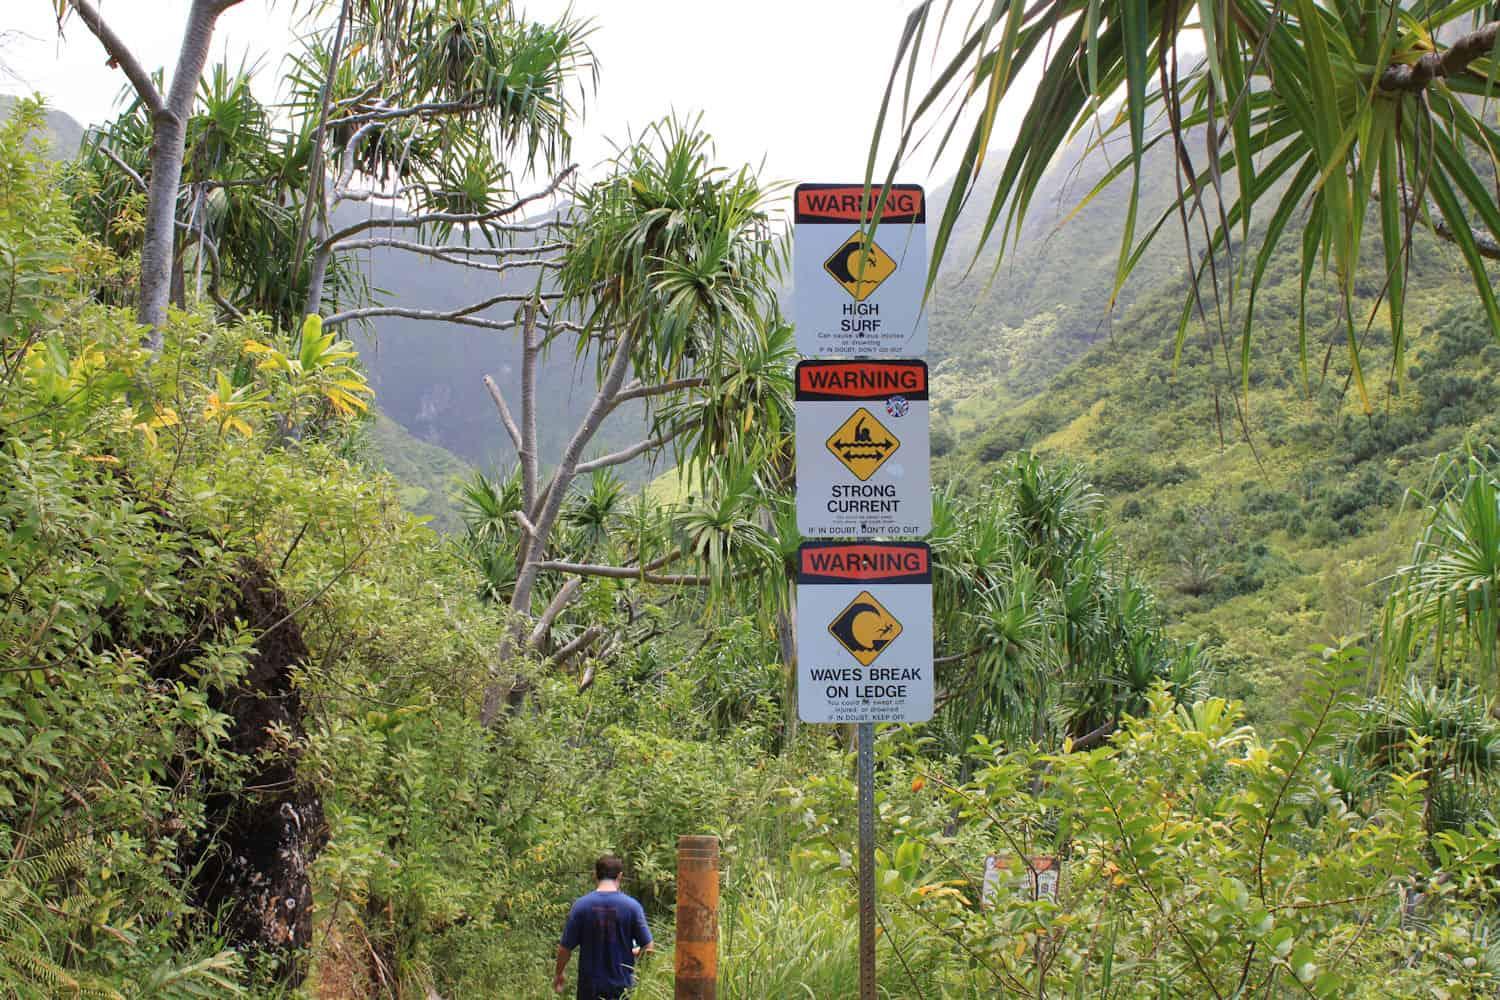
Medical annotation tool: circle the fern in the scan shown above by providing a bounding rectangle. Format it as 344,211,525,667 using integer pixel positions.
139,952,246,998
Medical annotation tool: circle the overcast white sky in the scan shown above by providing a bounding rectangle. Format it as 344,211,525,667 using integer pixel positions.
3,1,1039,198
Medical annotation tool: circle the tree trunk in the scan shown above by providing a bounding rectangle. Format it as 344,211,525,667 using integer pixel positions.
508,328,635,615
304,239,333,316
137,0,234,348
482,330,635,725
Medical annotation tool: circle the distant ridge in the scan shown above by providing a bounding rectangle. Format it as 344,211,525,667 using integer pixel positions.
0,93,85,159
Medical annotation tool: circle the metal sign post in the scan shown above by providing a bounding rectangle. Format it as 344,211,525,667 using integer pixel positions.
796,541,932,999
857,722,877,999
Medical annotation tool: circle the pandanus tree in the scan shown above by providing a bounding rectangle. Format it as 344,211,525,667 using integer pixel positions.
1384,447,1500,695
927,455,1207,754
52,0,252,346
872,0,1500,410
471,119,794,724
62,0,591,337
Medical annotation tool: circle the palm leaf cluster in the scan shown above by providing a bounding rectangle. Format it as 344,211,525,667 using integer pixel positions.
874,0,1500,405
69,0,592,329
1384,446,1500,691
558,116,787,401
1348,679,1500,833
930,455,1210,752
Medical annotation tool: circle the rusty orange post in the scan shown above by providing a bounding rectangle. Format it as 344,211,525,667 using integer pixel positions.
674,835,719,999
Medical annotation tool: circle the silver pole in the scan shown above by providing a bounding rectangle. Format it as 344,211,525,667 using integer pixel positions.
857,721,876,999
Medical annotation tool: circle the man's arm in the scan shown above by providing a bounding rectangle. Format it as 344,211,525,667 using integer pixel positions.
553,945,572,994
632,901,654,960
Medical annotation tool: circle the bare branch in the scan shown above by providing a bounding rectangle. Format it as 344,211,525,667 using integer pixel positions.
527,559,712,587
291,0,350,287
322,166,576,246
424,237,571,252
482,375,523,451
520,303,541,514
334,99,487,127
528,577,583,649
1386,187,1500,261
97,144,145,191
334,184,431,205
512,329,638,609
65,0,166,117
610,376,708,410
550,624,605,667
1380,21,1500,93
574,429,680,475
334,238,564,274
331,238,568,259
1067,719,1117,752
322,309,581,334
513,510,538,539
1434,215,1500,260
323,290,563,328
196,229,242,322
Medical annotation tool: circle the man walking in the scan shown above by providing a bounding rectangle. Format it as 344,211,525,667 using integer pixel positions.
554,854,653,999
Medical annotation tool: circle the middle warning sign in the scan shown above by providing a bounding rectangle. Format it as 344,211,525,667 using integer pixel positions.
797,359,930,538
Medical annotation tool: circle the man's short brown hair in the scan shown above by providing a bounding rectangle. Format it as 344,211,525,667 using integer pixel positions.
595,854,624,881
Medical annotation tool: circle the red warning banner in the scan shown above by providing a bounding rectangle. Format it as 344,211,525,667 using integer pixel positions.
795,183,925,224
798,541,931,584
796,360,928,401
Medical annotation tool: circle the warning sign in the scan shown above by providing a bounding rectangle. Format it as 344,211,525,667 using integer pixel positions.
796,360,930,538
794,183,928,358
797,541,933,724
826,408,900,481
829,591,903,666
824,232,897,301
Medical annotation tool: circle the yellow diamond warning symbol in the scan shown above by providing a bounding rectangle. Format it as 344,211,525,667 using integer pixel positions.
826,407,900,482
824,231,897,301
829,590,903,667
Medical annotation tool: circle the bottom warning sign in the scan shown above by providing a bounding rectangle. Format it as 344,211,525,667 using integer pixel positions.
797,541,933,724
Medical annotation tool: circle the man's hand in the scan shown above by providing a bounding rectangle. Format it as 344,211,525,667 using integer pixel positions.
553,971,566,994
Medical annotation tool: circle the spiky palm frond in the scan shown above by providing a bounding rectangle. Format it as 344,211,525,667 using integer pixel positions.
458,466,524,549
563,469,627,558
873,0,1500,407
558,115,786,393
1384,447,1500,689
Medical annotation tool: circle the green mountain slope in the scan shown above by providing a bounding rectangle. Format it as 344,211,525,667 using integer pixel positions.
927,128,1192,406
932,163,1500,722
363,411,471,533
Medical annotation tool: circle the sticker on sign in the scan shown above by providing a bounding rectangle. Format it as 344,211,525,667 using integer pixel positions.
797,541,933,724
794,183,928,358
796,360,930,538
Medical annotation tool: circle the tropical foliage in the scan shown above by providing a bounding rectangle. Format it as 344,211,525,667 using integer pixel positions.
873,0,1500,401
7,0,1500,990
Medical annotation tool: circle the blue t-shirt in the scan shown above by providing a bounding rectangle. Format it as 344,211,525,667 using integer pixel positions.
560,890,652,991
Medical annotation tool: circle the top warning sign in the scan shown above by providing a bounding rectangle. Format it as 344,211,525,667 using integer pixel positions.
794,183,928,359
795,185,926,224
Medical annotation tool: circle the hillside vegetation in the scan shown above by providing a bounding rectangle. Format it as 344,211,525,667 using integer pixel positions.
925,127,1499,722
4,0,1500,987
